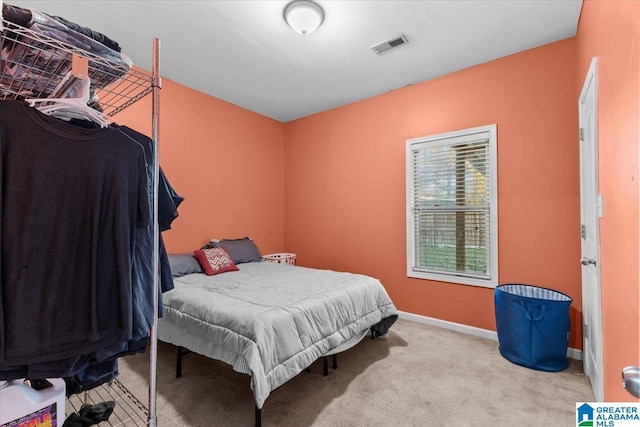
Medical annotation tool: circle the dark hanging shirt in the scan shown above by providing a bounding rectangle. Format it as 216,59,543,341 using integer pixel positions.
0,100,149,365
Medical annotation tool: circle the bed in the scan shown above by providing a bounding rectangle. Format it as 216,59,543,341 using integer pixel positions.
158,245,398,425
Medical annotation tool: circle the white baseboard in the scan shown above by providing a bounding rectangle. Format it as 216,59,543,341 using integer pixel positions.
398,310,582,361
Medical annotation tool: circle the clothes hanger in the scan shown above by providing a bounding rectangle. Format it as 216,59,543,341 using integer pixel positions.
25,73,111,128
24,54,111,128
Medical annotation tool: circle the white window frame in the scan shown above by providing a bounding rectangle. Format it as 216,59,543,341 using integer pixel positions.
406,124,498,288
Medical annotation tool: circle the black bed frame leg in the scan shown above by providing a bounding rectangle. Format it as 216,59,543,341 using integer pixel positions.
176,346,192,378
255,405,262,427
319,354,338,376
176,346,183,378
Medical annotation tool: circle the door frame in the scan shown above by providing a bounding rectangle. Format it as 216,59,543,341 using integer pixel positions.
578,57,604,401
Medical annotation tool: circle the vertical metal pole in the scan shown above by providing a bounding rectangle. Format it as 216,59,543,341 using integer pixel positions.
147,37,161,427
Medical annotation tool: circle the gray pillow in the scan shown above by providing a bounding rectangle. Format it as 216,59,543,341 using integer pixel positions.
204,237,263,264
168,253,202,277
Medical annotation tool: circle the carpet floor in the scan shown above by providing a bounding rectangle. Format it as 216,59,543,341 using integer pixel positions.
117,318,593,426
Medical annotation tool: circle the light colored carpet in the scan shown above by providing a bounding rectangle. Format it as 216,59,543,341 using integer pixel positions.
117,318,593,426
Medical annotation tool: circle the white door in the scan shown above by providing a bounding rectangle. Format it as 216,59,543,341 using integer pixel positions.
579,57,604,401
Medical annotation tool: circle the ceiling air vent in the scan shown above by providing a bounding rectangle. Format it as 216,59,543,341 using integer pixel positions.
371,34,409,55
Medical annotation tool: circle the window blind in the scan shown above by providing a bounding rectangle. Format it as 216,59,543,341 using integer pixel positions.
410,136,491,279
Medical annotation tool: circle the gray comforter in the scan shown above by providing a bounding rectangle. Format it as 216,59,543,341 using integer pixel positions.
157,261,398,409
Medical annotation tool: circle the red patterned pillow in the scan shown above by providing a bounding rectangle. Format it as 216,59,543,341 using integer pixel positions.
193,247,239,276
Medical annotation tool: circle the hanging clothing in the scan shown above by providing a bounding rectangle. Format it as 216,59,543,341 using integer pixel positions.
57,125,185,392
0,100,149,366
0,102,184,391
116,124,183,299
116,124,183,289
114,125,184,232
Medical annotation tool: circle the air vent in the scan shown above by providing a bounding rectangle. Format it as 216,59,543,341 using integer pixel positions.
371,34,409,55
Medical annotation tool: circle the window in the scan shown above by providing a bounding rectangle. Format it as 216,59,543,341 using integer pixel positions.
406,124,497,287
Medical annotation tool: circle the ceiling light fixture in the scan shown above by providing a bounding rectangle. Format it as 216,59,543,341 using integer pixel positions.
283,0,325,36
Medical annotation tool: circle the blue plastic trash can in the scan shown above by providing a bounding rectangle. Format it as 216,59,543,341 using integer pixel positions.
494,284,572,372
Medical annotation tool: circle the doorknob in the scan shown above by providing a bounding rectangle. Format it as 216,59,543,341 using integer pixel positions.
622,366,640,398
581,257,597,266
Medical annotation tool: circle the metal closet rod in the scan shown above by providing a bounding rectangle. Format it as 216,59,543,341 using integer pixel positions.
148,37,161,427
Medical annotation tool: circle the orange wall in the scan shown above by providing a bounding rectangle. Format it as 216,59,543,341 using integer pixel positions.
284,39,582,348
109,2,639,402
113,77,286,254
575,0,640,401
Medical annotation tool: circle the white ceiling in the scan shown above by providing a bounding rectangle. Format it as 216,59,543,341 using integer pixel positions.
7,0,583,122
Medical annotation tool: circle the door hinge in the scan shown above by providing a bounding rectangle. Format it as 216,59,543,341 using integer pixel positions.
579,128,585,141
581,224,586,239
584,323,588,339
597,194,603,217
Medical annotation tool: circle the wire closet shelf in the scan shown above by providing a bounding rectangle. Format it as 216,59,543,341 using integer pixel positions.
0,17,152,116
1,12,160,427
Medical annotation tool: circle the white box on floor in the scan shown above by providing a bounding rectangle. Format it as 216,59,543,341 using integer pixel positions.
0,378,65,426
